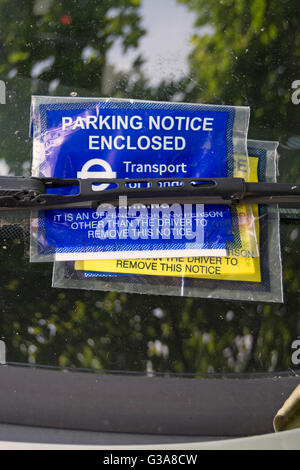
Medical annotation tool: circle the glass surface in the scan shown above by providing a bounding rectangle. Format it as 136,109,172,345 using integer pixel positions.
0,0,300,376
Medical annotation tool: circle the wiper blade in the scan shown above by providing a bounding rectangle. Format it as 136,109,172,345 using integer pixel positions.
1,176,300,211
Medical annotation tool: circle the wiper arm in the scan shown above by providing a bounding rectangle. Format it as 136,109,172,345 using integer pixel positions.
1,176,300,211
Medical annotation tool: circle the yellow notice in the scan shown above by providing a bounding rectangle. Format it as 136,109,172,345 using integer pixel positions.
75,157,261,282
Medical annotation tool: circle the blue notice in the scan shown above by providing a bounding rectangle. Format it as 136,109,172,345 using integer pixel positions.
30,98,241,261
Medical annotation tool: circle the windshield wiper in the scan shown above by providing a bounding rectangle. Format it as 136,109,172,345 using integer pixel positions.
1,176,300,211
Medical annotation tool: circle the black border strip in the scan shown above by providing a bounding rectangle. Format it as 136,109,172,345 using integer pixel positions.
0,364,299,437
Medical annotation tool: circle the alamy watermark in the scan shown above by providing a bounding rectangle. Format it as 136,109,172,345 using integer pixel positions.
0,80,6,104
0,340,6,364
93,196,215,242
291,80,300,105
291,339,300,365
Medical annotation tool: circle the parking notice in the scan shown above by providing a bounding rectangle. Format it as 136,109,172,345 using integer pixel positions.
30,97,250,261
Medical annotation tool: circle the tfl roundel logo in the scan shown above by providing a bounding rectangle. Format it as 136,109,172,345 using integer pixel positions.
77,158,116,191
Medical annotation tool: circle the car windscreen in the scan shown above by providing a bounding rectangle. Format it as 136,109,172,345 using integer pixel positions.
0,0,299,379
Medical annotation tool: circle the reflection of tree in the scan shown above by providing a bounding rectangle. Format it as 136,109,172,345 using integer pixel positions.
180,0,300,135
1,0,145,88
0,0,146,174
180,0,300,185
0,0,300,375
